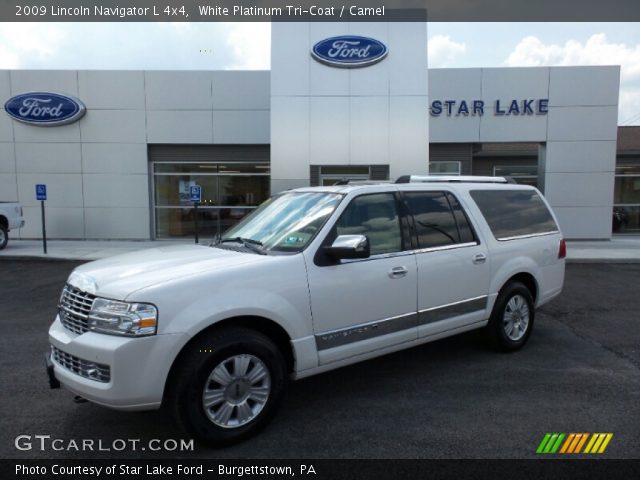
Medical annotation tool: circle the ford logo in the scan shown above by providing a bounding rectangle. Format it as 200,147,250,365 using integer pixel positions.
311,36,388,68
4,92,86,126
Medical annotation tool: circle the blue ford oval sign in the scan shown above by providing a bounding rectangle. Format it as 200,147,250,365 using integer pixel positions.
311,36,388,68
4,92,86,126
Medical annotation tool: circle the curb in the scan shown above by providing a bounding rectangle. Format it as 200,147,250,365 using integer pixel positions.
566,258,640,264
0,255,88,262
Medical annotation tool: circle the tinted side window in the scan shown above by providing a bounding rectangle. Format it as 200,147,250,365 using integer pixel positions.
446,192,476,244
470,189,558,239
404,192,461,248
336,193,402,255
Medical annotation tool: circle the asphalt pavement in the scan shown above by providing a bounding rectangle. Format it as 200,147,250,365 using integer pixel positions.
0,260,638,459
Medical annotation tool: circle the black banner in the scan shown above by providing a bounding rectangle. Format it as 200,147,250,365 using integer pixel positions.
0,0,639,22
3,459,640,480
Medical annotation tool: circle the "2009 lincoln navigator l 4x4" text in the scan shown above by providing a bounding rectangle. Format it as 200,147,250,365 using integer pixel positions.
47,175,565,445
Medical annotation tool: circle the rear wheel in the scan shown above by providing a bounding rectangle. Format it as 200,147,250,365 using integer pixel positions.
486,281,535,351
0,224,8,250
167,327,287,446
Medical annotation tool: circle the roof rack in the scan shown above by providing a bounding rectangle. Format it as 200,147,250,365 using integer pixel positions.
395,175,514,184
333,179,392,186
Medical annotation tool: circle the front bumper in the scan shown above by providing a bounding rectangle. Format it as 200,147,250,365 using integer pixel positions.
48,315,189,411
44,352,60,389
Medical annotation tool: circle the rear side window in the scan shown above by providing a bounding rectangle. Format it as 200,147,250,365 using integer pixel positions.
445,192,476,244
470,189,558,240
404,191,477,248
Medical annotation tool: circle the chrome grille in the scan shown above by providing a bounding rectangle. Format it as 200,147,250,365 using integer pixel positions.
58,284,96,335
51,345,111,383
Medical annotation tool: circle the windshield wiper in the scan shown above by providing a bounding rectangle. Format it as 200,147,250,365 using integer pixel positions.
217,237,267,255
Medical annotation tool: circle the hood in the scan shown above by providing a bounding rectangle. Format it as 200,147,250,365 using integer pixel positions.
68,244,265,300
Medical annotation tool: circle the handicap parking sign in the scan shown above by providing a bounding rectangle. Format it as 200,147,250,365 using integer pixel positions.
189,185,202,203
36,184,47,201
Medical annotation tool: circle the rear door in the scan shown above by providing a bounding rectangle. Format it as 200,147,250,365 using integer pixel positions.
403,190,491,337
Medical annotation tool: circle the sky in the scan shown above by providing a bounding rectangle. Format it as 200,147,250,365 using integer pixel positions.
0,22,639,125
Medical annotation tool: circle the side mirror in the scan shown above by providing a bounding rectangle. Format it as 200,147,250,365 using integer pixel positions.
325,235,370,260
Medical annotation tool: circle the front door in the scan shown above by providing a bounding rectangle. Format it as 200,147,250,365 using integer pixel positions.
304,192,418,365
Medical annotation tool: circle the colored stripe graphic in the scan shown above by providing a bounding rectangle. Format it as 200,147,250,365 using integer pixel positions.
574,433,589,453
567,433,583,453
598,434,613,453
537,433,565,454
537,433,613,454
536,434,552,454
584,433,614,454
550,433,565,453
559,433,575,453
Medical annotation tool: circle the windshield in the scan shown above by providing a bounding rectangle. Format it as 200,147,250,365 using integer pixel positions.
219,192,343,252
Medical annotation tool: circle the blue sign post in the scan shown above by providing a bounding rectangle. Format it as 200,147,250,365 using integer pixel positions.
35,184,47,254
189,185,202,244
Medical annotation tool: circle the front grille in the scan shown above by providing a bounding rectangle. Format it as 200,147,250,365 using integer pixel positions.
58,284,96,335
51,345,111,383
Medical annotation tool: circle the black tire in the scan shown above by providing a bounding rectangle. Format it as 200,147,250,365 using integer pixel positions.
485,281,535,352
0,224,8,250
167,327,287,447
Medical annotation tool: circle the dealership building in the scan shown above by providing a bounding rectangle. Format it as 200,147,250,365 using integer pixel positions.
1,22,638,241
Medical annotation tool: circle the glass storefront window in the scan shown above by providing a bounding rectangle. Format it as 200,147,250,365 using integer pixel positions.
429,161,461,175
155,207,222,239
320,166,370,176
613,164,640,233
614,176,640,204
613,206,640,234
318,166,370,186
154,162,269,174
154,175,220,207
493,165,538,187
153,162,269,239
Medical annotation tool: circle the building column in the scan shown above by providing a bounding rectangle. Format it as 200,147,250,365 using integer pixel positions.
270,21,429,194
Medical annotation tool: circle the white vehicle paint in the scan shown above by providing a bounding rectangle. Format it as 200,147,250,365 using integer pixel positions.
0,202,24,250
47,177,565,445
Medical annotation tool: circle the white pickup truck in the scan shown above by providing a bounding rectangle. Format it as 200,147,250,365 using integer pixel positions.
0,202,24,249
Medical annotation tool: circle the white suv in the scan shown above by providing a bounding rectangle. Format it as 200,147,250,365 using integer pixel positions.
47,176,565,445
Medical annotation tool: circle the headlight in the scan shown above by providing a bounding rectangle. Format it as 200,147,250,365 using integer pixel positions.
88,298,158,337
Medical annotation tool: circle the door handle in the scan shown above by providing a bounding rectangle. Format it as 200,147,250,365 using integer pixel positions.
389,266,408,278
473,253,487,264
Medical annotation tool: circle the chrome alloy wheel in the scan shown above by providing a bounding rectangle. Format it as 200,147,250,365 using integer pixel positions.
0,228,5,244
202,354,271,429
503,294,530,341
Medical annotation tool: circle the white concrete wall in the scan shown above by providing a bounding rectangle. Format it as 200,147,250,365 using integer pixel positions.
429,66,620,239
270,22,429,193
0,70,270,239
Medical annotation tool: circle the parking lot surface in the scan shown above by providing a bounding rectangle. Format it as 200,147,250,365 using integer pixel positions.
1,260,638,459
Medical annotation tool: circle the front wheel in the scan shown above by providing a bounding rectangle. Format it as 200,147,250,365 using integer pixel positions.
485,282,535,352
0,225,8,250
167,327,287,446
